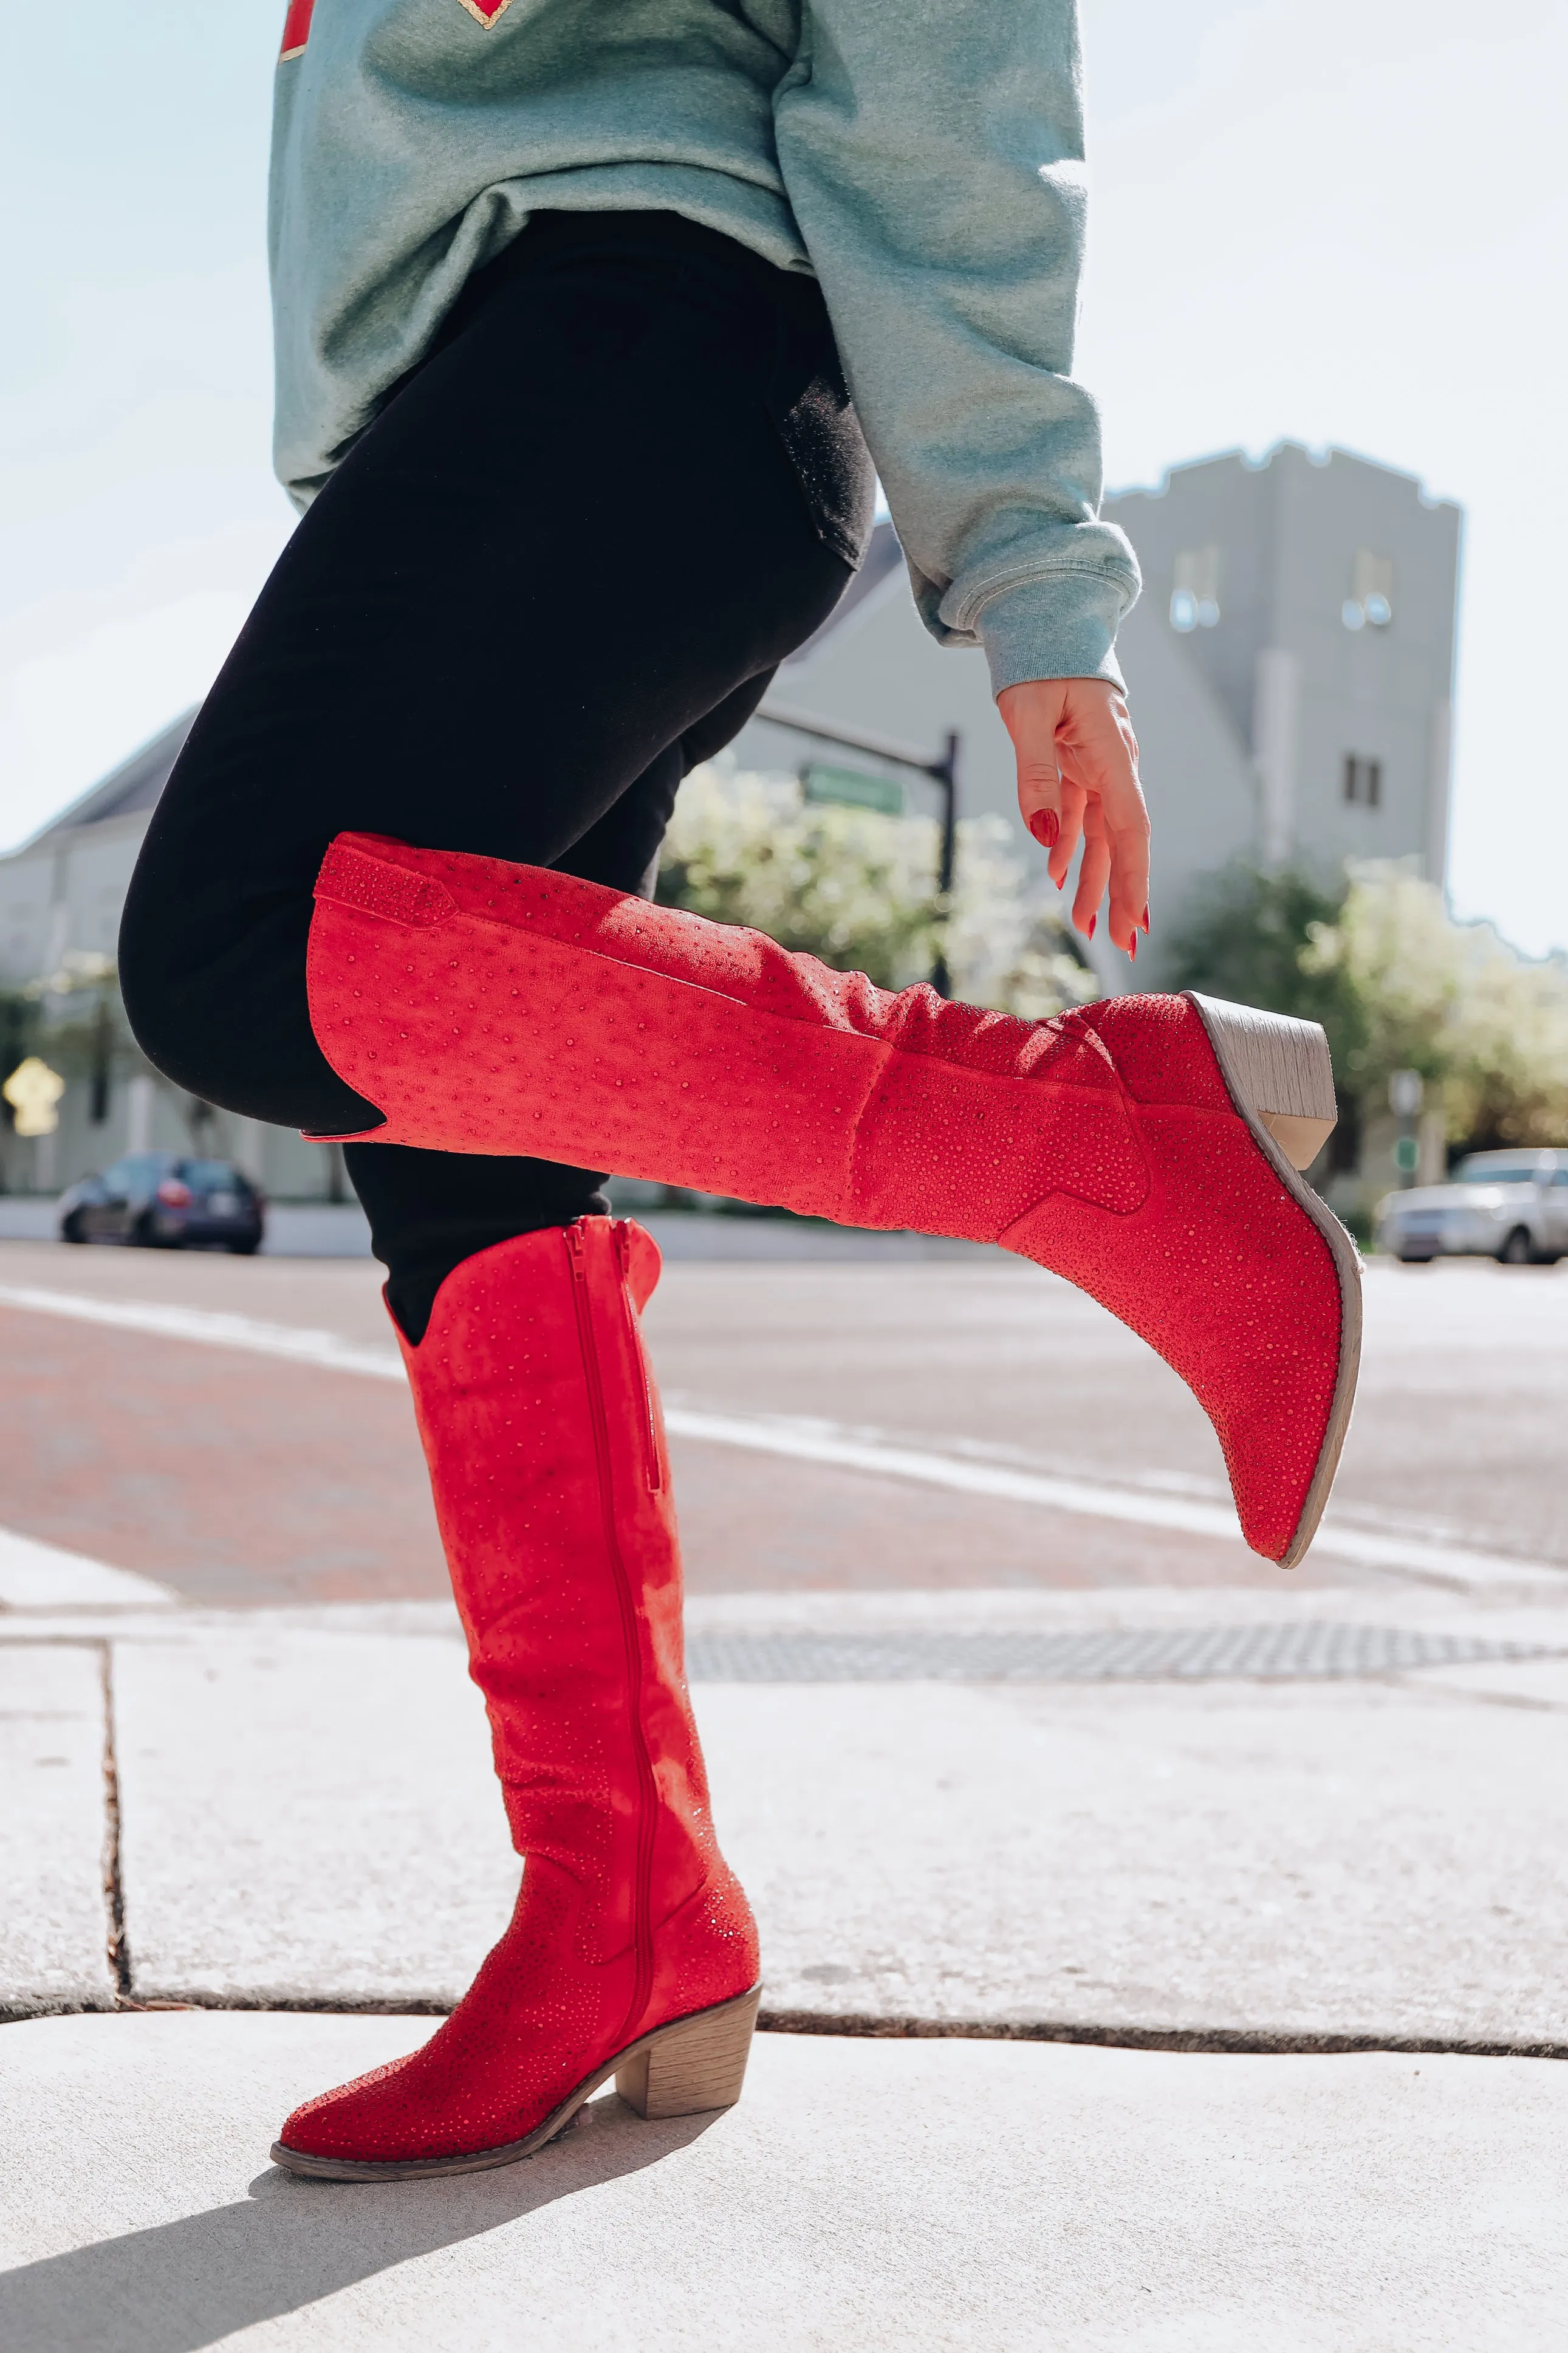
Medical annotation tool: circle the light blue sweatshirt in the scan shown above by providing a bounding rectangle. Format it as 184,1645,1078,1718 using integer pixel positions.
269,0,1140,692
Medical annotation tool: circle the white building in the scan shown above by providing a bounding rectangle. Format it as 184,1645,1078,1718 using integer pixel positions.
1104,443,1460,944
0,713,341,1201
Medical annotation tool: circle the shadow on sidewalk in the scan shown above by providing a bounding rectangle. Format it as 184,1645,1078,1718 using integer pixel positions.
1,2094,716,2352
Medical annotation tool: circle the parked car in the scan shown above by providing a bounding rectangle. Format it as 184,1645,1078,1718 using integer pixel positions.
1377,1149,1568,1265
59,1153,265,1253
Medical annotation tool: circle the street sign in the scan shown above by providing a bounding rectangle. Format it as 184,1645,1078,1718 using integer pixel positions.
2,1056,65,1138
1393,1135,1419,1173
801,763,904,817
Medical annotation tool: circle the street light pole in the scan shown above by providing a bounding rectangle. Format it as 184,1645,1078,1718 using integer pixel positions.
754,702,962,997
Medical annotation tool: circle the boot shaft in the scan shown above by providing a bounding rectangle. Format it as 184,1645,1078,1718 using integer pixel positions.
309,830,1148,1233
396,1219,724,1960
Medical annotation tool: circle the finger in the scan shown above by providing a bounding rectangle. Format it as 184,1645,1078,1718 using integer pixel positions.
1105,788,1151,955
998,679,1069,878
1072,811,1112,940
1066,701,1149,954
1098,777,1150,955
1106,811,1151,958
1052,775,1087,891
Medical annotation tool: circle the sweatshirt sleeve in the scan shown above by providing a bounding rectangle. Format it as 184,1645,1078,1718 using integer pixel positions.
772,0,1140,695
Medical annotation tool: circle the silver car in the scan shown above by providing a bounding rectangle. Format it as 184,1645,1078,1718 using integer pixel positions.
1378,1149,1568,1265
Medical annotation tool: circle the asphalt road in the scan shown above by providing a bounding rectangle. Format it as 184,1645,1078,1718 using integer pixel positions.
1,1235,1563,1606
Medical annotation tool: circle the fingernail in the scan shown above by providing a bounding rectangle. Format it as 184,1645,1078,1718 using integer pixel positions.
1027,809,1060,851
1087,915,1097,940
1055,873,1065,891
1140,905,1150,936
1128,935,1137,962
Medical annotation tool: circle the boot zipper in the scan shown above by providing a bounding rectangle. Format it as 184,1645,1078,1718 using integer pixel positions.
566,1223,657,2046
616,1223,664,1494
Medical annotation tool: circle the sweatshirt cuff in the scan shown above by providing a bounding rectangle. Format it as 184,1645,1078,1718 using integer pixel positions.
973,571,1131,698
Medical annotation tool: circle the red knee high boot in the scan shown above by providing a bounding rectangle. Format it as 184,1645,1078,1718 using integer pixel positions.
307,832,1360,1568
272,1218,759,2181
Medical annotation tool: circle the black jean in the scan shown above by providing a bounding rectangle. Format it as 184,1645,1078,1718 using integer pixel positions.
121,212,874,1338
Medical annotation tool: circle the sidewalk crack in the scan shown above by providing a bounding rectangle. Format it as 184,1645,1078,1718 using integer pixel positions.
98,1643,134,2002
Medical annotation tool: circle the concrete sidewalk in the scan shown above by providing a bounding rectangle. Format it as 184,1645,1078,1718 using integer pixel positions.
6,1584,1568,2346
5,2011,1565,2352
7,1582,1568,2045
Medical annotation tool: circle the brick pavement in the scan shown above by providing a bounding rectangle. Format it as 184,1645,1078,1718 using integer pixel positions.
0,1271,1338,1606
2,1237,1563,1605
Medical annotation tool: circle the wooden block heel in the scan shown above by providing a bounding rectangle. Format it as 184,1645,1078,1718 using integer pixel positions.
1185,990,1363,1570
269,1986,764,2181
1185,992,1338,1170
616,1985,760,2119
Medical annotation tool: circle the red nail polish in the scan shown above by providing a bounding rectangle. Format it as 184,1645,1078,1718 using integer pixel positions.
1140,905,1150,936
1128,934,1137,961
1087,915,1097,939
1027,809,1060,851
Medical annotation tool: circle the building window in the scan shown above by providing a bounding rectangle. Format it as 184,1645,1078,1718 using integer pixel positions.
1343,754,1382,808
1170,546,1221,631
1343,549,1394,630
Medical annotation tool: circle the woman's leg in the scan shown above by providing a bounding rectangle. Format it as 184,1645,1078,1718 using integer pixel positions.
119,214,872,2177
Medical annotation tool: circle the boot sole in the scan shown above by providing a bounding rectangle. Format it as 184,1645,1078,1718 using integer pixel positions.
1183,992,1363,1572
269,1982,762,2183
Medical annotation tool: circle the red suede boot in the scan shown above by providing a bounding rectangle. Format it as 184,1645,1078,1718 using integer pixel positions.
307,833,1360,1568
271,1218,759,2181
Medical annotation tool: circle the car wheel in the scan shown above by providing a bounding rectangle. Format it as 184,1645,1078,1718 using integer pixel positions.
228,1236,262,1256
60,1209,88,1244
1498,1226,1533,1266
1397,1251,1435,1265
131,1212,166,1249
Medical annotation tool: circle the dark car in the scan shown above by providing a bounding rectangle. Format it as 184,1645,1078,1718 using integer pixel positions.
59,1153,265,1253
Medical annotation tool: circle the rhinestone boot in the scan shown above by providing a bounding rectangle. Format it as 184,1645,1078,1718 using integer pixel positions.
271,1217,759,2180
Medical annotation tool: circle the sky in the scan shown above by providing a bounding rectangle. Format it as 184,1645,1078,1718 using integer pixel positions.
2,0,1564,953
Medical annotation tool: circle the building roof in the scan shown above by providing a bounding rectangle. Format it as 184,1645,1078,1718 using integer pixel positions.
782,520,903,665
25,708,197,847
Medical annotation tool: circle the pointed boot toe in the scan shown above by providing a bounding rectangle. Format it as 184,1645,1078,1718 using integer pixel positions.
1007,991,1359,1565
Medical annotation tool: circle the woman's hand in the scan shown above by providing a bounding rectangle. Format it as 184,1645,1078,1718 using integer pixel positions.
997,678,1150,958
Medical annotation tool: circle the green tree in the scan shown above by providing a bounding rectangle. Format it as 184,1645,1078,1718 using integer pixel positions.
1162,864,1366,1082
1163,858,1568,1155
1303,867,1568,1149
0,983,41,1087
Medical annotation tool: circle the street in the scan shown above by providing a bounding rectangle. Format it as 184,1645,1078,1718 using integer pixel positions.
1,1232,1564,1604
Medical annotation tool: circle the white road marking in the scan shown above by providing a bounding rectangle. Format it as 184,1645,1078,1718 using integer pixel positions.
0,1525,176,1609
0,1283,1559,1592
0,1283,402,1381
659,1410,1558,1589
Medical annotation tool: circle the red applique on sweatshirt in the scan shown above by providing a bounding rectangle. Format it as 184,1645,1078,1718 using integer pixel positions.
279,0,315,60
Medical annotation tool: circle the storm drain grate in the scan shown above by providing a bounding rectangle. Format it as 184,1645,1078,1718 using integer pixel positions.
685,1625,1558,1684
